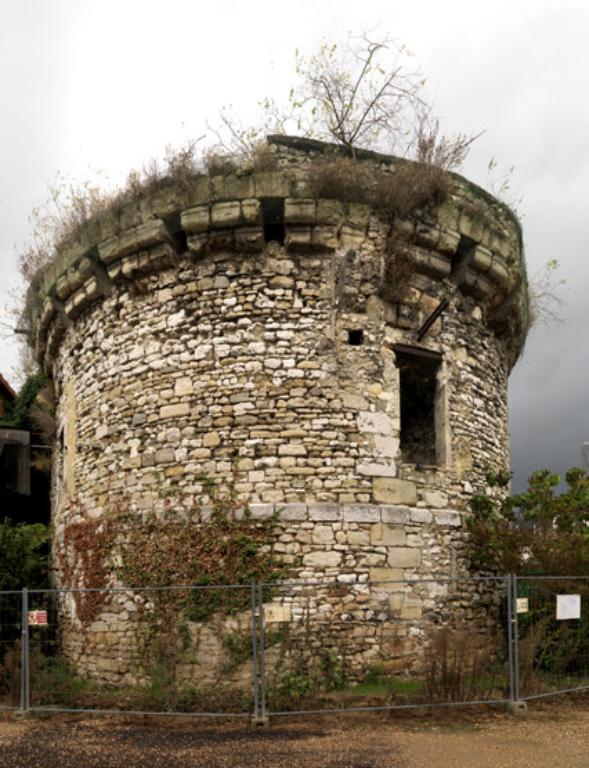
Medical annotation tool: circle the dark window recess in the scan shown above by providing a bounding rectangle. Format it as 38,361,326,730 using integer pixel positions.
348,329,364,346
262,198,285,244
163,212,188,252
396,350,440,465
450,234,477,280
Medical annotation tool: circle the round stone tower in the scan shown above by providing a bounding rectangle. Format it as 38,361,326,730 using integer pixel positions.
26,135,527,683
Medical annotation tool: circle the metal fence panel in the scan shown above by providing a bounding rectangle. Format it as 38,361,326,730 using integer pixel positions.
4,574,589,718
516,576,589,700
26,585,255,717
259,575,510,715
0,591,22,710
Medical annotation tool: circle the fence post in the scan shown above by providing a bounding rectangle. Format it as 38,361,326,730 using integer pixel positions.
512,575,521,702
257,583,268,723
250,582,259,722
506,574,515,701
20,588,30,713
250,582,269,727
506,574,527,715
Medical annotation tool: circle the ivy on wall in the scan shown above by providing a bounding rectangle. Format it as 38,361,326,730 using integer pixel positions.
54,482,286,625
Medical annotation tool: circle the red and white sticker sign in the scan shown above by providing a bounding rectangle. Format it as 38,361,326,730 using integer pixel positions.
28,610,48,626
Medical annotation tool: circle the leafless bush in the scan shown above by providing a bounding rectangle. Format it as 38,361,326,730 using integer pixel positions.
528,259,566,328
307,153,372,204
308,152,450,221
203,150,239,177
0,641,21,706
17,139,205,284
372,163,450,219
423,626,502,702
413,108,482,171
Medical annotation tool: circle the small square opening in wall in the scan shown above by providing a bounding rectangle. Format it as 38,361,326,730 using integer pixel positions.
262,198,285,245
347,329,364,346
394,345,442,465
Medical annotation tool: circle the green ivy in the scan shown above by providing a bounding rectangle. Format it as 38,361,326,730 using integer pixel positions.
0,520,50,590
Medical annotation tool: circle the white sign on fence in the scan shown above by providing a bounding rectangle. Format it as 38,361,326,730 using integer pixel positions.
556,594,581,621
516,598,529,614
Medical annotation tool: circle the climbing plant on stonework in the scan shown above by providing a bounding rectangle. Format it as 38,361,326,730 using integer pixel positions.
117,480,285,620
55,481,286,625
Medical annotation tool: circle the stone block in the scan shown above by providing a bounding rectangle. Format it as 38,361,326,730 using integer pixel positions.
181,205,210,233
410,509,433,524
174,377,193,397
388,547,421,568
357,463,397,478
435,510,462,527
308,504,341,522
343,505,380,523
284,198,316,223
370,523,406,547
381,506,411,525
278,504,308,521
401,600,423,620
303,550,342,568
346,529,370,545
341,391,369,410
357,411,394,435
141,453,155,467
368,568,404,591
249,504,275,519
211,201,242,229
203,431,221,448
424,490,448,508
159,403,190,419
278,444,307,456
154,448,175,464
312,525,335,544
241,198,261,225
373,479,417,505
264,604,292,623
374,435,399,459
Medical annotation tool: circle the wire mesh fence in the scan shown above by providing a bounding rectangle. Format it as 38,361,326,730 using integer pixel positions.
2,575,589,718
25,585,255,716
516,576,589,701
259,576,510,715
0,591,21,710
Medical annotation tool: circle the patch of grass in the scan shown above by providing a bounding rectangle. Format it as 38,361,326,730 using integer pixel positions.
348,667,424,699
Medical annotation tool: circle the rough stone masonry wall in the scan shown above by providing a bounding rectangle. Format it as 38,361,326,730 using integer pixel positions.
27,135,526,683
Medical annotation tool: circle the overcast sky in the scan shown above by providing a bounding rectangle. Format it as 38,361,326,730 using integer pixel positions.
0,0,587,491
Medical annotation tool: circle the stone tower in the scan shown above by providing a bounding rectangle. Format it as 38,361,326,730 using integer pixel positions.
26,135,527,680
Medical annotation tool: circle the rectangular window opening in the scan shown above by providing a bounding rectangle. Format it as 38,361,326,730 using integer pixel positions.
348,329,364,346
262,198,285,245
395,347,441,466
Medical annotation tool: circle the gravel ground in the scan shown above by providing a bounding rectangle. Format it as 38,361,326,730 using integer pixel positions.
0,715,405,768
1,701,588,768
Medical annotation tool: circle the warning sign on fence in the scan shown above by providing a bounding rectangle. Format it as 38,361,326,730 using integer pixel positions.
556,594,581,620
28,610,48,626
